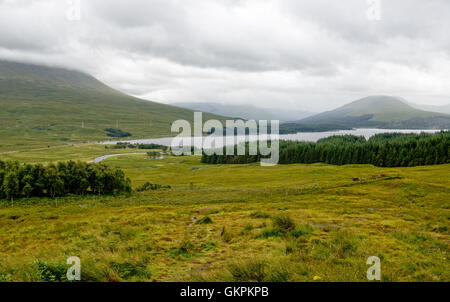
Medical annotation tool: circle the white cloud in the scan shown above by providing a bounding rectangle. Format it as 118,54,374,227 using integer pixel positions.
0,0,449,111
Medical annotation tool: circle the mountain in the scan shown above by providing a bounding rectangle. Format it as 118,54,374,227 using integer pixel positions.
0,60,225,151
409,102,450,115
173,102,314,122
280,96,450,133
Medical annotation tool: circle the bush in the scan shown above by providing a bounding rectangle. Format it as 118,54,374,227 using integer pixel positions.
291,224,315,237
195,216,213,224
167,239,194,258
273,214,296,232
136,181,171,192
249,211,270,218
109,261,149,279
257,228,281,238
35,260,67,282
266,267,291,282
228,260,267,282
110,142,167,150
330,232,359,258
104,128,132,138
221,226,233,243
243,224,253,231
228,259,291,282
201,241,216,251
137,143,167,150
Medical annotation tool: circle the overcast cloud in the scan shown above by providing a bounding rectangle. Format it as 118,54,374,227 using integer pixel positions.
0,0,449,111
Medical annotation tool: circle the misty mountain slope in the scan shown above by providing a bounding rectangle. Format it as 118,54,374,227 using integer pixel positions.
409,102,450,115
0,60,226,151
293,96,450,130
173,102,314,121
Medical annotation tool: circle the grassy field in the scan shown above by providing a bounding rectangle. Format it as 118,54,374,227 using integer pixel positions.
0,144,149,163
0,151,448,282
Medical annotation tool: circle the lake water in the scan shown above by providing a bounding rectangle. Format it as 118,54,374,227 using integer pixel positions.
99,128,443,148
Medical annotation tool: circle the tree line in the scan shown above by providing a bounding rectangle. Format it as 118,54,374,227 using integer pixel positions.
201,131,449,167
105,128,132,138
0,160,131,200
107,142,168,150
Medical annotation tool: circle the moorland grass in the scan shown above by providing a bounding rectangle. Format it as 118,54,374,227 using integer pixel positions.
0,152,448,281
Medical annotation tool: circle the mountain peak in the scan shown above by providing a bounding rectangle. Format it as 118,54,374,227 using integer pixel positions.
296,95,450,130
0,60,117,96
340,95,414,114
0,60,225,151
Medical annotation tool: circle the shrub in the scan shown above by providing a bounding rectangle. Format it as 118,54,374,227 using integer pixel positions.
243,224,253,231
285,244,294,254
291,224,315,237
256,228,281,239
272,214,296,232
267,267,290,282
228,259,291,282
228,260,266,282
196,216,213,224
201,241,216,251
109,261,149,279
136,181,171,192
167,239,194,258
249,211,270,219
221,226,233,243
104,128,132,138
330,232,359,258
35,260,67,282
167,248,190,258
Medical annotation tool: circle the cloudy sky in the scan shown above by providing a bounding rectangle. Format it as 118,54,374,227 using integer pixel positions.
0,0,449,111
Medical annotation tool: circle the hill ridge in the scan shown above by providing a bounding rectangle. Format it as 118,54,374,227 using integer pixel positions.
294,95,450,130
0,60,226,151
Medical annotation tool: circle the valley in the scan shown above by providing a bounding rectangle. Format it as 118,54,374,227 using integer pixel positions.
0,61,448,283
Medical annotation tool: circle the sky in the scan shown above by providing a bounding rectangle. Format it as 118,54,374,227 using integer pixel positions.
0,0,449,112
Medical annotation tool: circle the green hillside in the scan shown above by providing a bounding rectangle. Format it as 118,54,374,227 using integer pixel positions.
287,96,450,132
0,61,225,151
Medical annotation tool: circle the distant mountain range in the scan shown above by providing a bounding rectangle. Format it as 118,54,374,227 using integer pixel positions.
173,102,314,122
409,102,450,115
0,60,225,151
280,96,450,133
1,60,448,151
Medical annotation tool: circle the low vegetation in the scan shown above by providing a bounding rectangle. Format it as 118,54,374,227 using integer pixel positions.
0,154,448,282
136,181,171,192
107,142,168,150
104,128,132,138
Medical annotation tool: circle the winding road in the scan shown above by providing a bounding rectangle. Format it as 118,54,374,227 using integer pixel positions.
93,153,145,163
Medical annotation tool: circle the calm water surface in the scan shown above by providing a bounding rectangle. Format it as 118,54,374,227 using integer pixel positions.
99,128,443,148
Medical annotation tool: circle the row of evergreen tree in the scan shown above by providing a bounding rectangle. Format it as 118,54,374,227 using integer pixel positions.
201,131,449,167
0,161,131,200
108,142,168,150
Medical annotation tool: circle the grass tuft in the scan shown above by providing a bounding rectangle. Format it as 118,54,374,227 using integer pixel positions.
195,216,213,224
273,214,296,232
249,211,270,219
